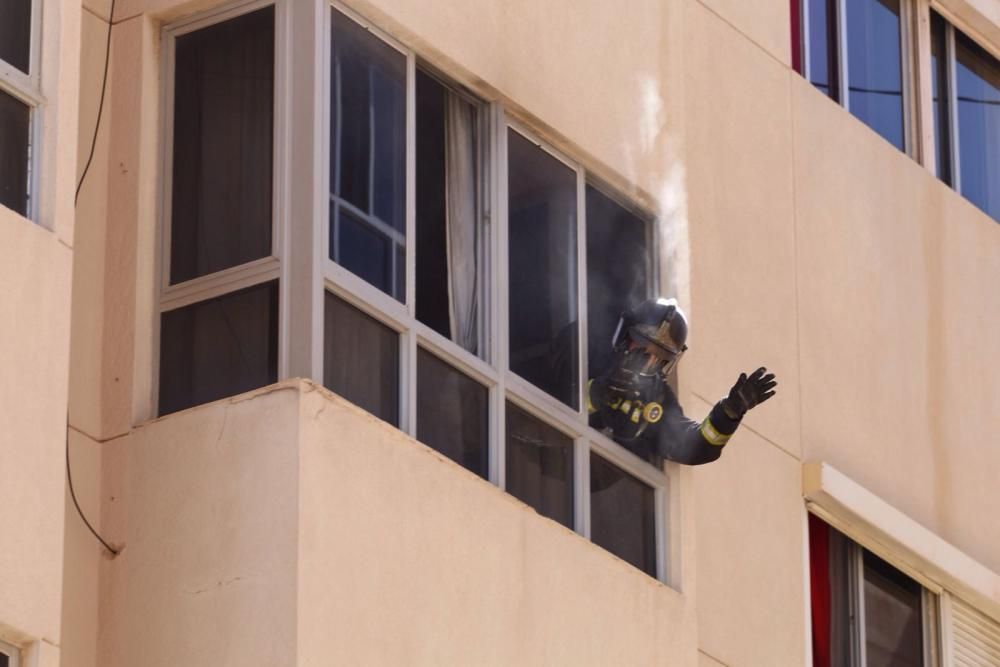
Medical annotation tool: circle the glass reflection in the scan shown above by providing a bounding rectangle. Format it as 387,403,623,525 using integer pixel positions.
930,13,952,186
807,0,840,100
330,9,407,300
590,453,656,577
956,31,1000,222
505,402,574,529
846,0,904,150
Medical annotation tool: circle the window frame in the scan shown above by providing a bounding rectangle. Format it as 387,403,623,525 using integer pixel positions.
323,2,670,582
807,510,942,666
926,9,1000,214
799,0,919,156
155,0,291,413
0,0,43,221
0,638,20,667
151,0,672,584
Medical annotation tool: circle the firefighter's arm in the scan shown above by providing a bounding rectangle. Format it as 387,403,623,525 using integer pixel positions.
653,367,777,465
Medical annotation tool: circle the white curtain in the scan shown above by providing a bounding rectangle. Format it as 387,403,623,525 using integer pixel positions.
445,93,478,354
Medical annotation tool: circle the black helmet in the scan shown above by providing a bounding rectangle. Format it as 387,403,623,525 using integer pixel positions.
611,298,688,376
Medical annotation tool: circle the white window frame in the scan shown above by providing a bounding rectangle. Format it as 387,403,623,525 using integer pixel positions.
924,10,1000,201
322,2,671,583
0,638,21,667
807,509,942,667
155,0,291,412
800,0,918,156
0,0,44,221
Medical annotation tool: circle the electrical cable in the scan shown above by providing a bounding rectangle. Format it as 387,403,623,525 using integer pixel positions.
68,1,120,557
75,0,117,205
66,425,119,556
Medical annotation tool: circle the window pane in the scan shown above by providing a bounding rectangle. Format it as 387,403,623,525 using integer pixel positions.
159,281,279,416
806,0,840,100
0,650,7,667
505,402,574,528
507,130,578,409
846,0,904,150
169,7,274,284
417,349,488,477
956,31,1000,223
863,550,924,667
586,185,651,383
324,292,399,426
0,0,31,74
590,453,656,576
0,88,29,216
416,69,483,356
331,9,406,301
930,13,952,186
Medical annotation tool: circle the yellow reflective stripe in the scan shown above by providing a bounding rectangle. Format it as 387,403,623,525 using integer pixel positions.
700,417,731,447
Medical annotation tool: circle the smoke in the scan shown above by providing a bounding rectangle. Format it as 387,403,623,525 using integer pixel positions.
627,75,690,319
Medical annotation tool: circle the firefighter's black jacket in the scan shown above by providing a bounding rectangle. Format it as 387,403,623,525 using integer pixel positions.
588,380,740,466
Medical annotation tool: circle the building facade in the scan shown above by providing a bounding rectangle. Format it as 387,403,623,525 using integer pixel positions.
1,0,999,664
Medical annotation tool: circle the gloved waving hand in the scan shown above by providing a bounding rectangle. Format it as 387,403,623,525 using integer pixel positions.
722,367,777,420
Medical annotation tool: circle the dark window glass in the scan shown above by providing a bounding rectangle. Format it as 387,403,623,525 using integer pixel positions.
846,0,904,150
505,402,574,529
415,69,483,356
806,0,840,100
416,349,488,477
0,0,31,74
590,453,656,577
170,7,274,284
0,650,8,667
159,281,279,415
586,185,650,383
0,88,29,216
956,31,1000,223
507,130,578,409
330,9,406,300
324,292,399,426
930,13,952,186
863,551,924,667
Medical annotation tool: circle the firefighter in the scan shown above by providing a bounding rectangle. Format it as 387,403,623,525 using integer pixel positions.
588,298,776,465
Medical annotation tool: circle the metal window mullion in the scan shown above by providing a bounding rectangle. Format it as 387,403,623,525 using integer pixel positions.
802,0,812,81
574,438,590,538
575,168,587,417
939,590,955,667
922,589,942,667
405,49,416,317
274,0,292,381
945,23,961,191
0,638,20,667
494,105,509,490
324,266,411,331
838,0,850,110
402,327,417,437
900,0,917,158
851,542,868,667
655,483,667,583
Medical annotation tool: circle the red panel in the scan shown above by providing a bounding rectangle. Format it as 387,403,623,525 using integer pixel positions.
808,514,831,667
791,0,803,74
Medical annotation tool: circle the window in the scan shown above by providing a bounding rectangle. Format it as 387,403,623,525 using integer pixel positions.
793,0,908,151
322,7,665,578
156,2,667,582
0,0,38,218
159,4,280,415
809,514,939,667
930,13,1000,223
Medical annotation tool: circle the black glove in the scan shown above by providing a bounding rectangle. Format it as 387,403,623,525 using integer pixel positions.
722,367,777,419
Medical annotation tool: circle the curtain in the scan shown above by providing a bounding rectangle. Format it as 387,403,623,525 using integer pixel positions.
444,93,478,354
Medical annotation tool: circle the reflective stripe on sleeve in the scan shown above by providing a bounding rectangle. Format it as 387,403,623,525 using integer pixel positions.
699,417,731,447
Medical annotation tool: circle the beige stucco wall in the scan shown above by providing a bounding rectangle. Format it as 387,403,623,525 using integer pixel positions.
60,0,1000,665
95,381,697,666
0,0,81,660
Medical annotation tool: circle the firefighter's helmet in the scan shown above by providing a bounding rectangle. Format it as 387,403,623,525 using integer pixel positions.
611,298,688,377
